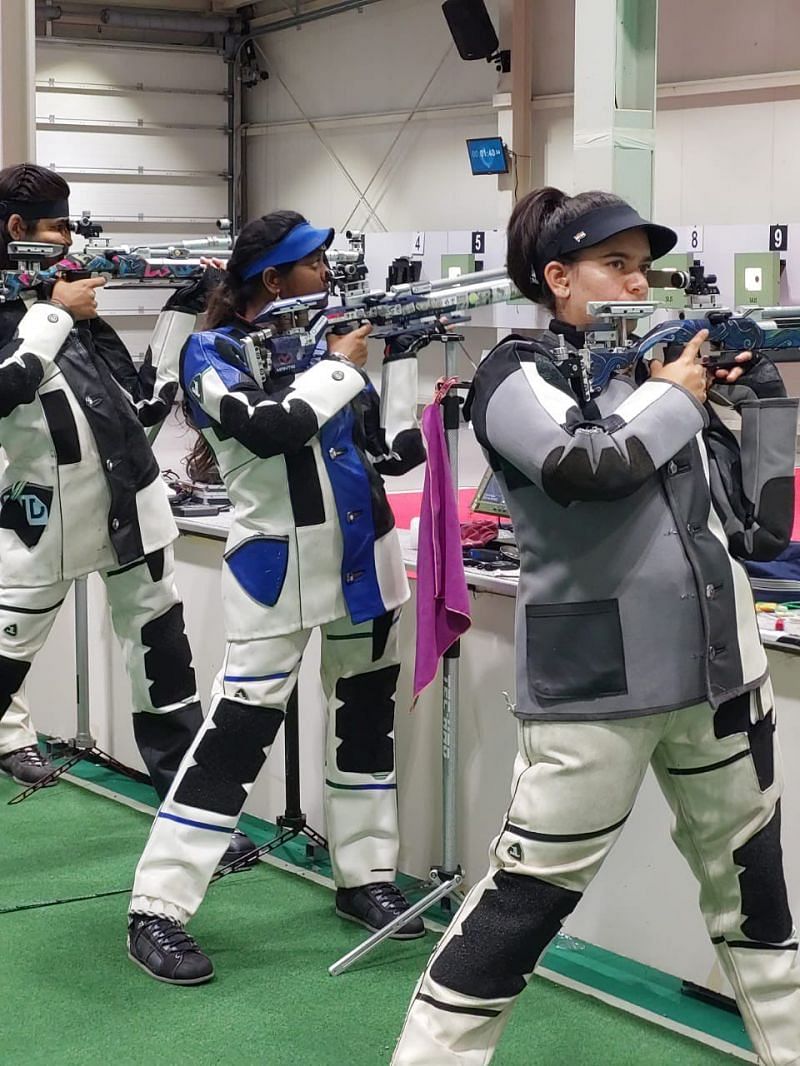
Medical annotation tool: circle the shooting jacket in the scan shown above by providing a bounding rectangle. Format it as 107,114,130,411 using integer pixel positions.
465,326,798,721
0,299,177,586
181,316,425,639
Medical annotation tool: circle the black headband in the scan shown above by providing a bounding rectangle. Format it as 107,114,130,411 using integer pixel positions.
0,198,70,222
532,203,677,282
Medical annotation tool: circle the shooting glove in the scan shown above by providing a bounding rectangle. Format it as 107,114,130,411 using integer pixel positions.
383,326,443,360
162,266,225,316
711,354,787,404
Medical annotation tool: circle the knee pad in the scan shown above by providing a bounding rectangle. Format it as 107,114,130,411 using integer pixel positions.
430,871,581,1000
141,603,196,707
145,549,165,584
733,802,792,945
714,692,776,790
747,711,776,791
174,698,283,816
133,702,203,799
334,664,399,774
371,610,396,663
0,654,31,716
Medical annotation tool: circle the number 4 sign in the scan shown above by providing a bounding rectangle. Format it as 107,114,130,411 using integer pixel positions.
770,224,789,252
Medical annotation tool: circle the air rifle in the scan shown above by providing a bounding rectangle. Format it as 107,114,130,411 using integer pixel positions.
550,302,800,407
0,233,232,303
240,267,520,387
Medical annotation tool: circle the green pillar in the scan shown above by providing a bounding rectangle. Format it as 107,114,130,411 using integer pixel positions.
573,0,658,217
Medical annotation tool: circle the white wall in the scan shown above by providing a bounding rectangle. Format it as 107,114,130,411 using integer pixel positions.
244,0,800,234
529,98,800,227
528,0,800,95
34,40,229,359
244,0,503,232
526,0,800,226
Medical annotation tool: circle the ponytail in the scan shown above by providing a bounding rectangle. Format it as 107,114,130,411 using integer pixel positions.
202,209,308,329
186,209,312,480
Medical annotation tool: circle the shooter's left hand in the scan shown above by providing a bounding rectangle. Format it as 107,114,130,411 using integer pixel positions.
383,325,445,358
708,350,752,384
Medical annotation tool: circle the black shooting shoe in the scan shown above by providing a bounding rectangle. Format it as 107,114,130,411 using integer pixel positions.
336,882,425,940
127,913,214,985
0,745,57,786
218,828,259,870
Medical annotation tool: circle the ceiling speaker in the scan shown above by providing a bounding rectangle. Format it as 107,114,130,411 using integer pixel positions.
441,0,499,62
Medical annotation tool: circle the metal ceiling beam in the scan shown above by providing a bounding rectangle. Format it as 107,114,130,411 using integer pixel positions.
36,2,242,31
53,0,215,7
249,0,387,35
37,35,218,53
100,8,235,32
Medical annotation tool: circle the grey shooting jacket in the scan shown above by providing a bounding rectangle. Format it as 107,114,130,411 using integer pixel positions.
466,332,799,722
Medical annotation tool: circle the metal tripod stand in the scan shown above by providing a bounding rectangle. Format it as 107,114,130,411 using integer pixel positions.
330,332,467,975
9,576,143,805
213,685,328,880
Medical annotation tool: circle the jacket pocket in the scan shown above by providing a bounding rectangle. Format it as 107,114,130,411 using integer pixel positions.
525,599,627,701
224,535,289,607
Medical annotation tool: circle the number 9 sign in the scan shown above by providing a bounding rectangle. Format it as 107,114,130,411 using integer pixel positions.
770,225,789,253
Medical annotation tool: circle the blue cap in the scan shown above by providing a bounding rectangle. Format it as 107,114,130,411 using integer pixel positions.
241,221,334,281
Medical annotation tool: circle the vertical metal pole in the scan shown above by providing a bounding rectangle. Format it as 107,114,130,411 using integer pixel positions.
327,335,467,973
282,687,302,823
510,0,534,200
73,577,95,748
441,336,461,875
227,56,238,233
442,653,459,873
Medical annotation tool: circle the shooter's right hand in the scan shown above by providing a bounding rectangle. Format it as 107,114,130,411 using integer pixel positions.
649,328,709,404
51,275,107,321
327,322,372,368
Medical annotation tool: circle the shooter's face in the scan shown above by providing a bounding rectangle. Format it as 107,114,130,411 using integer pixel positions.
546,229,652,329
276,246,330,301
13,216,73,267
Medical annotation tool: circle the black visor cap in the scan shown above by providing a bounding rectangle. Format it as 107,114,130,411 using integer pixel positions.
0,198,70,222
535,203,677,279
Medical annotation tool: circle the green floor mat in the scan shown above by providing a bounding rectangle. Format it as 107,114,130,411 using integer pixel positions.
1,775,734,1065
1,870,732,1066
0,774,149,911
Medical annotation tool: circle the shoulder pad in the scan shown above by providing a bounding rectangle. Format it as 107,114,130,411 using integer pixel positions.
482,332,565,364
465,332,576,421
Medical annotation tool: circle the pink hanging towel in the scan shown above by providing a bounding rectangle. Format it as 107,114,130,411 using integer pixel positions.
413,393,471,701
